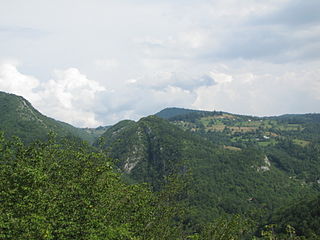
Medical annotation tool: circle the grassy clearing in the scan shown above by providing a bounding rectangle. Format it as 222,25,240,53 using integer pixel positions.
293,139,310,147
200,114,237,124
224,145,241,151
276,124,302,131
207,124,225,131
229,126,258,133
173,121,197,131
257,139,277,147
234,121,261,127
231,137,250,142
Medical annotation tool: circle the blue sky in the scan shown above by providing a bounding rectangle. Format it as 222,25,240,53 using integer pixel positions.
0,0,320,127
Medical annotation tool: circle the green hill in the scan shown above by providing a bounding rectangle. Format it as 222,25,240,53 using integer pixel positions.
0,91,100,143
97,115,318,225
156,108,320,184
155,107,213,119
1,97,320,238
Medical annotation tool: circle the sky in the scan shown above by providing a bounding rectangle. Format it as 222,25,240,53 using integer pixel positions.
0,0,320,127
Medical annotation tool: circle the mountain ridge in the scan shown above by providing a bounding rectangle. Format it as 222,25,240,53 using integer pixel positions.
97,114,319,224
1,91,320,238
0,91,102,143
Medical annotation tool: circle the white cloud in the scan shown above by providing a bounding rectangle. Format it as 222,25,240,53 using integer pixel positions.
128,70,215,91
1,59,320,128
193,61,320,116
1,0,320,125
37,68,107,127
209,72,233,84
0,63,106,127
0,62,40,103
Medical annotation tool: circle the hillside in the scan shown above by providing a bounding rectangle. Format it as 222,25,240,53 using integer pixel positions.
157,108,320,146
98,117,186,189
1,98,320,238
156,108,320,185
97,115,318,225
155,107,211,119
270,194,320,238
0,91,99,143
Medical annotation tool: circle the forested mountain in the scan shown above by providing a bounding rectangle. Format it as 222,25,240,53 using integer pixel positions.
155,107,211,119
156,108,320,184
0,91,103,143
97,115,319,228
1,98,320,239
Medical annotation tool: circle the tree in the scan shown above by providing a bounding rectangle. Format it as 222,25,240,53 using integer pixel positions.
0,133,185,239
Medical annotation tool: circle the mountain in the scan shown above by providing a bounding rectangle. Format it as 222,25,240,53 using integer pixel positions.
156,108,320,184
155,107,214,119
0,91,100,143
1,95,320,237
97,117,185,189
159,107,320,145
81,125,111,140
97,114,318,225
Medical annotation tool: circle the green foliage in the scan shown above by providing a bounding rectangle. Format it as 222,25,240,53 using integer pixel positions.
0,133,186,239
98,116,188,190
2,99,320,239
155,107,210,120
97,116,318,230
267,140,320,182
188,215,252,240
268,195,320,239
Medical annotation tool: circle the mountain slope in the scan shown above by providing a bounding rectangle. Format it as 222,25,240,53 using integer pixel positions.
0,91,97,143
155,107,213,119
98,117,186,189
155,107,320,184
97,115,318,224
270,194,320,238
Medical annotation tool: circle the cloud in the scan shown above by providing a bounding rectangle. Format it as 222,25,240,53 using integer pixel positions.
1,60,320,128
136,30,213,60
208,0,320,62
209,72,232,84
131,0,320,63
94,59,119,71
193,61,320,116
0,63,106,127
1,0,320,125
37,68,107,127
0,62,199,127
255,0,320,26
0,62,41,103
93,75,199,124
0,25,45,39
128,71,215,91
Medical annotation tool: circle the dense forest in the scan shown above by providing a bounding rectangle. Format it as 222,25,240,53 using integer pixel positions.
1,93,320,239
3,133,319,239
0,133,187,239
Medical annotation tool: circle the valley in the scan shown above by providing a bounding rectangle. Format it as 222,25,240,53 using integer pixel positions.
1,92,320,239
